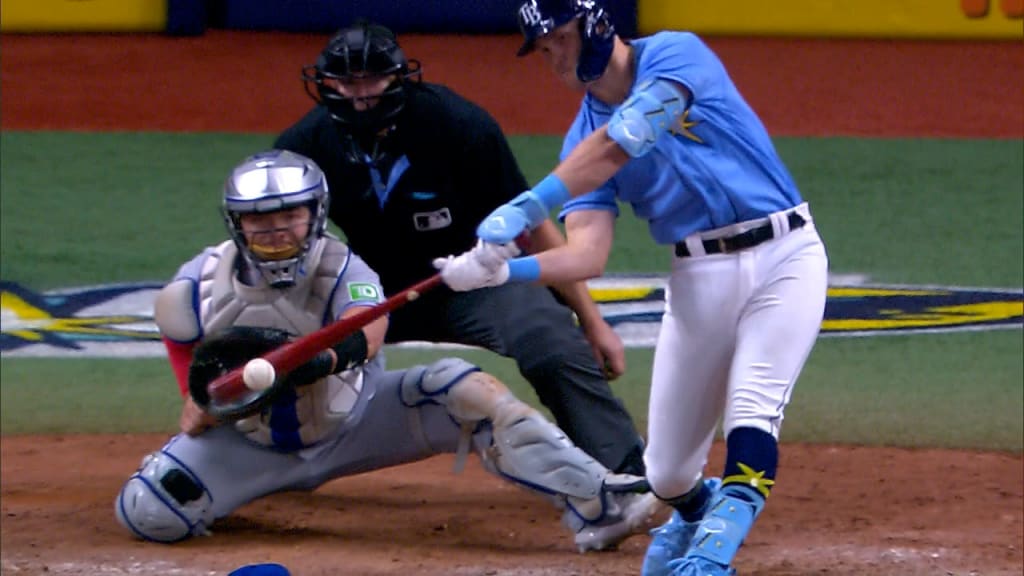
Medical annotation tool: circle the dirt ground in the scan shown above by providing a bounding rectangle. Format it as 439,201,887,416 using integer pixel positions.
1,31,1022,576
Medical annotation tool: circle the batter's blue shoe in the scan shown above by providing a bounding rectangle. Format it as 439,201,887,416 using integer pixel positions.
667,487,765,576
667,556,736,576
227,564,291,576
641,478,721,576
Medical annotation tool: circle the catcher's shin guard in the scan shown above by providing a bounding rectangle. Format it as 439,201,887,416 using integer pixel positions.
115,451,213,543
400,358,607,500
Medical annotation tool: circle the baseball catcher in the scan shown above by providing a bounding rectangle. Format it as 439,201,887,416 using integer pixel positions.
113,149,658,552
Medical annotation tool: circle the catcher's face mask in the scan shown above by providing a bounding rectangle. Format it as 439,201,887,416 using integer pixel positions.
222,150,330,289
238,205,312,261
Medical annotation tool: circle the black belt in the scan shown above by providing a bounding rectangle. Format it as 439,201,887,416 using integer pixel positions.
674,212,806,257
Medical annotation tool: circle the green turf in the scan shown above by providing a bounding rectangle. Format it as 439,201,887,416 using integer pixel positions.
1,131,1021,452
5,133,1020,288
3,331,1020,451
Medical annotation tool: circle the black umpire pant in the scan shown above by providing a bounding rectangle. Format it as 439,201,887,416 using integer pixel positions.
384,282,645,475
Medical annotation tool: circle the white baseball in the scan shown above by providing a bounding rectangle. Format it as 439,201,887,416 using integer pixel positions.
242,358,276,391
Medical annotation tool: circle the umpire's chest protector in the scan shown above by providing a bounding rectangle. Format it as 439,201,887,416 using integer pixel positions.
325,87,510,291
196,240,366,449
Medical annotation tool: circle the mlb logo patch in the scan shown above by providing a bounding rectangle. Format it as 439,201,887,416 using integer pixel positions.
413,207,452,231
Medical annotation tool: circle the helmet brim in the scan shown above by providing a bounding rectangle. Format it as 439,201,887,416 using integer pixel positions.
516,39,536,57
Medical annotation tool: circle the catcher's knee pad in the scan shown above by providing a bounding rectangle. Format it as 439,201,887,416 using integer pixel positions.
398,357,483,421
114,451,213,543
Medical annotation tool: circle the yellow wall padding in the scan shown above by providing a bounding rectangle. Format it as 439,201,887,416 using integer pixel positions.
2,0,168,33
638,0,1023,39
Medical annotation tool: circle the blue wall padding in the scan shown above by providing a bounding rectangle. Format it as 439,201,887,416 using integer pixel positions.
218,0,638,37
167,0,207,36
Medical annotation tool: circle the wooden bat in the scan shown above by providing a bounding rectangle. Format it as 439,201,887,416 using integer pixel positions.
207,273,443,402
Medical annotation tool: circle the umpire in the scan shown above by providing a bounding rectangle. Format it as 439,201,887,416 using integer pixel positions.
274,21,646,481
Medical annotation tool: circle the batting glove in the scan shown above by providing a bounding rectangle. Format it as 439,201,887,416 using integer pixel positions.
432,241,518,292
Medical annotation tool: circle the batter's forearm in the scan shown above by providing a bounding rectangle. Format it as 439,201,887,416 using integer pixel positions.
552,127,631,198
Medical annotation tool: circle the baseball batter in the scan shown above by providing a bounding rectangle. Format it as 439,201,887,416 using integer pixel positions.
113,150,651,551
273,20,662,551
434,1,830,575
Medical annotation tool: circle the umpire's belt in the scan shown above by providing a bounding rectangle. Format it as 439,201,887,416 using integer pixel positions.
674,209,807,258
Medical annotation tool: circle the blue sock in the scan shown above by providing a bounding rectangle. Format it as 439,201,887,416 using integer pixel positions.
665,480,713,522
721,426,778,506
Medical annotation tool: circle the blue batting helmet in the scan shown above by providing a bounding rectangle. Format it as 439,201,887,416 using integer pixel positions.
515,0,615,83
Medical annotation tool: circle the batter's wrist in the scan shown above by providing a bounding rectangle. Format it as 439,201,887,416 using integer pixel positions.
507,256,541,282
531,173,571,212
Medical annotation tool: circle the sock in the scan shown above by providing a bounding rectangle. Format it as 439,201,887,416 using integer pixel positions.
666,480,713,522
721,426,778,507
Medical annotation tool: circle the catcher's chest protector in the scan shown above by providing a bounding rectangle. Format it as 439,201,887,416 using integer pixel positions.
198,239,364,448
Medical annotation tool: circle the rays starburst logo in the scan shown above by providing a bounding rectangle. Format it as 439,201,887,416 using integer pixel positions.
1,281,160,352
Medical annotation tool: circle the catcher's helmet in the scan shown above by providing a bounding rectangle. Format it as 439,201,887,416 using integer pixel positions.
515,0,615,83
303,21,422,138
222,150,330,289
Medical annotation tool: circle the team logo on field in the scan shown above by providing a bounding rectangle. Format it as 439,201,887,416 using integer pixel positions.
1,278,1021,356
591,279,1023,344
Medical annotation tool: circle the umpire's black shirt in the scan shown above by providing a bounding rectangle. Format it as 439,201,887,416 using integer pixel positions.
275,83,529,294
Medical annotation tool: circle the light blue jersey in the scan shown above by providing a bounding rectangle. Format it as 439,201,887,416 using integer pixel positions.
558,32,803,244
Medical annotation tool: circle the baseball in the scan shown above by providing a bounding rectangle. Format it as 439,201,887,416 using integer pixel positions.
242,358,276,391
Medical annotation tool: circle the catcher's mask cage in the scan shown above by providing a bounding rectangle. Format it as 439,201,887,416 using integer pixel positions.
302,21,422,163
222,150,330,289
515,0,615,83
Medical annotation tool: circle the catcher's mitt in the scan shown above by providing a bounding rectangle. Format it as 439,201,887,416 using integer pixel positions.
188,326,332,420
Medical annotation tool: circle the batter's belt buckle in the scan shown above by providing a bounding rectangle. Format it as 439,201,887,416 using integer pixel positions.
717,237,729,254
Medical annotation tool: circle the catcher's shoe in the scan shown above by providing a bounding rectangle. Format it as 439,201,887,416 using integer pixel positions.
668,556,736,576
573,491,667,552
641,478,722,576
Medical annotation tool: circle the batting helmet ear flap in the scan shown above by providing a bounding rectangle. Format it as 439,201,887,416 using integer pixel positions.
575,2,615,83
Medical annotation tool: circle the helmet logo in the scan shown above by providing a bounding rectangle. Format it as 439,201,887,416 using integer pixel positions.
519,1,544,26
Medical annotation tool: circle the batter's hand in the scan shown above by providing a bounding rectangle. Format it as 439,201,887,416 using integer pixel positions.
432,240,518,292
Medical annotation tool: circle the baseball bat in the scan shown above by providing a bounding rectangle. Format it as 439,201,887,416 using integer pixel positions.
207,273,443,402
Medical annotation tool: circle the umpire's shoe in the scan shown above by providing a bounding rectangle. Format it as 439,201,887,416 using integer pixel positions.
573,489,667,552
642,478,722,576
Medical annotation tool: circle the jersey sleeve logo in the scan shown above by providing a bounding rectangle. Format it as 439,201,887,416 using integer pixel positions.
347,282,382,303
669,108,704,144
